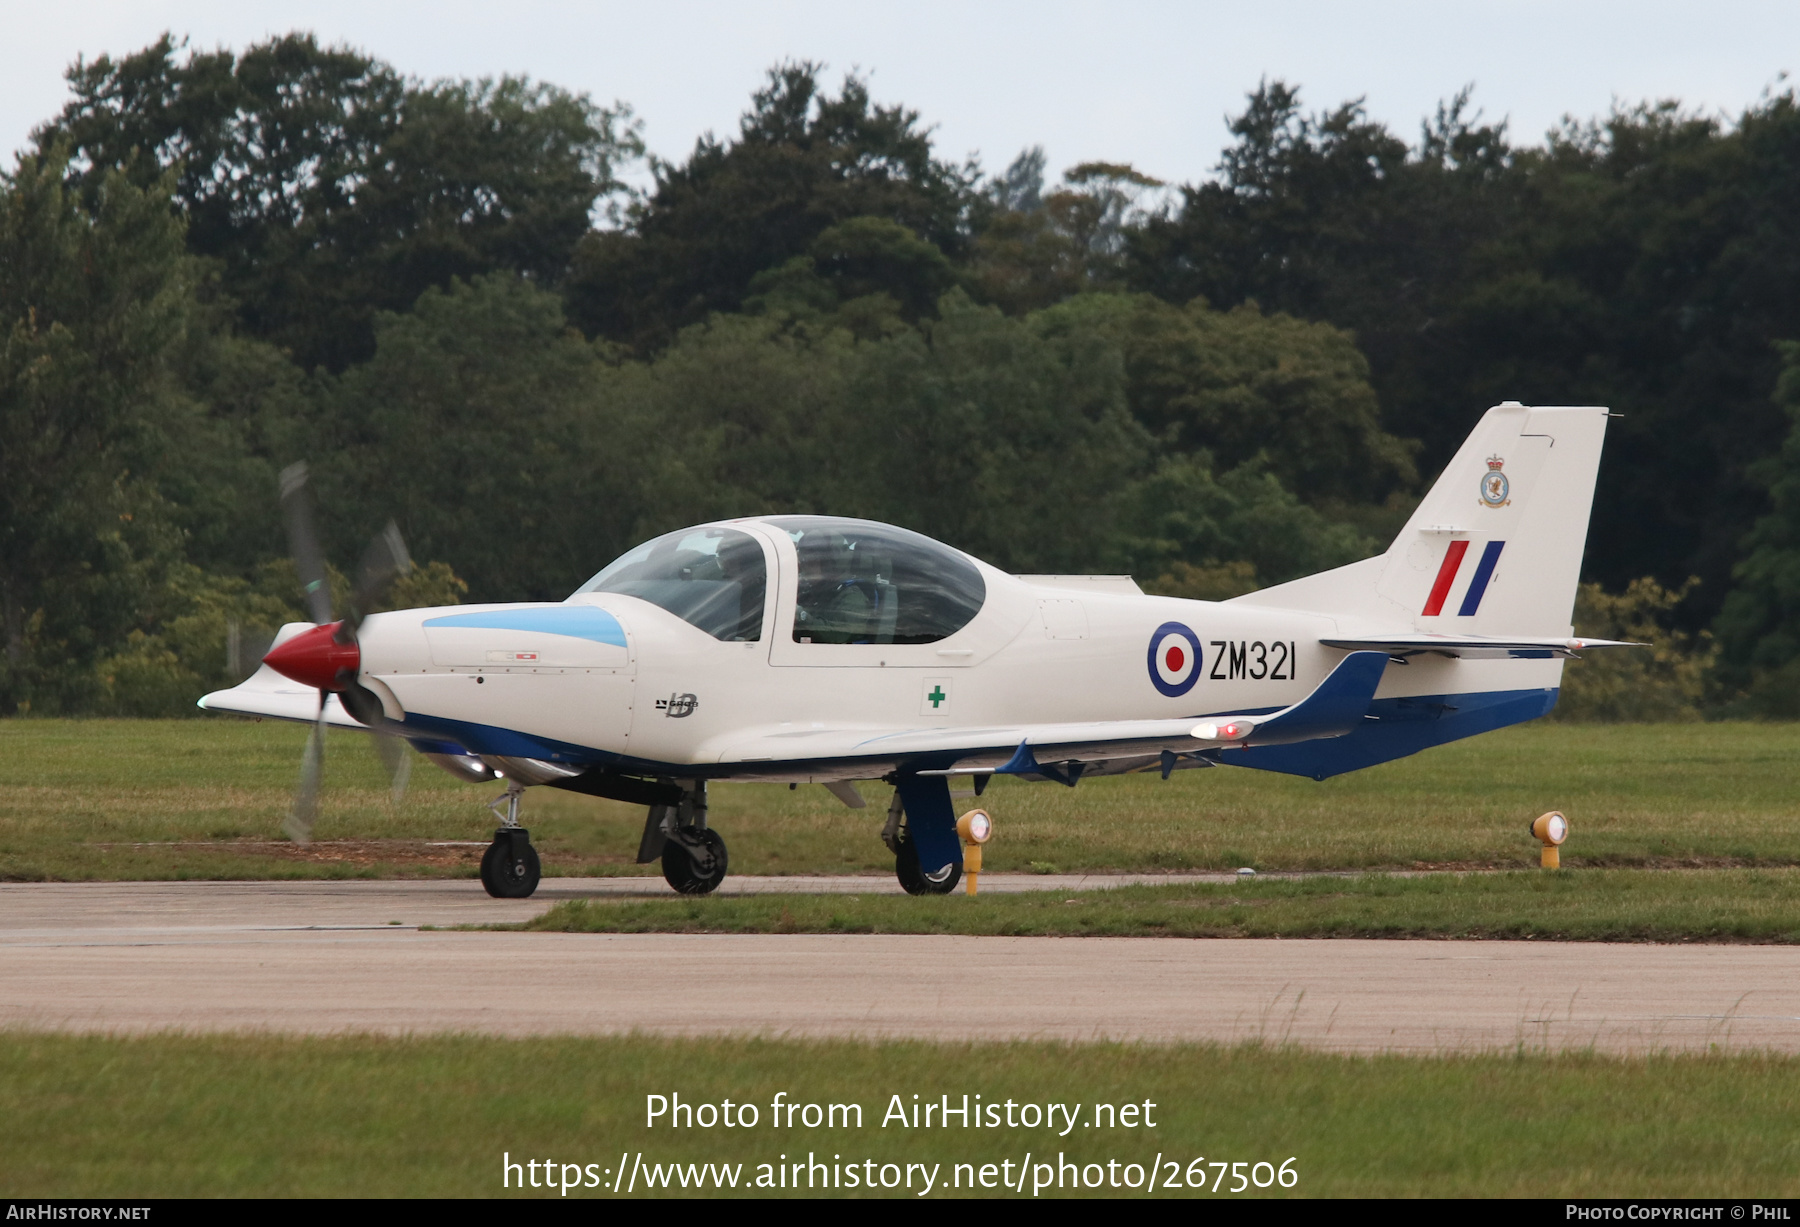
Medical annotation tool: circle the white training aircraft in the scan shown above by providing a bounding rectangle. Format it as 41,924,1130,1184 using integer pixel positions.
202,401,1630,898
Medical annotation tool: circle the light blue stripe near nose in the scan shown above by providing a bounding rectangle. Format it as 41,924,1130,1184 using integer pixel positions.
422,606,627,646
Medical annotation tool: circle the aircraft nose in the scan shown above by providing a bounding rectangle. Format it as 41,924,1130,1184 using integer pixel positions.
263,622,361,691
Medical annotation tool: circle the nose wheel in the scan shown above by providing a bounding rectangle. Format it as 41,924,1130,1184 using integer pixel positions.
480,781,540,898
481,827,541,898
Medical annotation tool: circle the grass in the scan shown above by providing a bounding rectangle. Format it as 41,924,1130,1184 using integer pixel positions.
513,868,1800,942
3,717,1800,882
4,1032,1799,1198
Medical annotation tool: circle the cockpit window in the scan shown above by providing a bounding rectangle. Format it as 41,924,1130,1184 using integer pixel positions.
574,527,766,641
765,517,986,645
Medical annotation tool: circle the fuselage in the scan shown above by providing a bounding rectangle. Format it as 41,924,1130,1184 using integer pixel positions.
340,516,1563,783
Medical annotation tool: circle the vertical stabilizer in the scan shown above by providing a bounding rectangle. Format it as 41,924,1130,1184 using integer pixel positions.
1233,402,1610,634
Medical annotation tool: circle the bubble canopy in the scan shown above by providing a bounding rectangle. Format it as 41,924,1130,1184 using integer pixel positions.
765,516,986,645
573,526,767,641
573,518,988,646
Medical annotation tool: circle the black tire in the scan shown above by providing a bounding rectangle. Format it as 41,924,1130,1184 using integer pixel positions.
895,834,961,896
480,835,541,898
662,828,728,895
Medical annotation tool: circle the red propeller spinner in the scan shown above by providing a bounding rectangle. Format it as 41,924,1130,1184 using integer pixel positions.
262,622,361,692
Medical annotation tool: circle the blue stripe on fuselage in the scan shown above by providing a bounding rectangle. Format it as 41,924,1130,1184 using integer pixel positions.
422,605,627,646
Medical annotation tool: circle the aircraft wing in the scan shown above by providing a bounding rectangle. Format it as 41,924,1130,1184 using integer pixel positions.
197,665,365,729
1320,634,1638,660
709,651,1393,781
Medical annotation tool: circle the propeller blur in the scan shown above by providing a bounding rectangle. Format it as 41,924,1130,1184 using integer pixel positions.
204,403,1635,898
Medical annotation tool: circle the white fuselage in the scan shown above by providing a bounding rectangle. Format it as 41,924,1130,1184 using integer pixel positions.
348,521,1563,782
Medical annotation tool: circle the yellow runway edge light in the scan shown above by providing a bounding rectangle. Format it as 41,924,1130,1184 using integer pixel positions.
1531,810,1568,869
957,809,993,895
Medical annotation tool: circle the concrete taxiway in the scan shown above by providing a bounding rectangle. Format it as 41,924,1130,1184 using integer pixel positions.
5,878,1798,1053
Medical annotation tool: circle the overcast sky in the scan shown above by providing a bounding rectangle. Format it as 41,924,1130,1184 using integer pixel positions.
6,1,1797,190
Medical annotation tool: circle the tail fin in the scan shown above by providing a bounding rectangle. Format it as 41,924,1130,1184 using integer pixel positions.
1234,401,1610,634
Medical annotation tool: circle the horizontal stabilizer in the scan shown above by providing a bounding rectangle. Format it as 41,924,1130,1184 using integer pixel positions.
1322,634,1639,660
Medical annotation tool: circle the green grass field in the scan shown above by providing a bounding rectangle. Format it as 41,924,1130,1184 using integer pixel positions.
10,722,1800,1199
4,717,1799,881
5,1032,1798,1198
514,868,1800,942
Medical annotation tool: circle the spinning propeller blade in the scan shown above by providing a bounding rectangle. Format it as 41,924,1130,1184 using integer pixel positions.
352,520,412,628
278,462,334,627
284,697,327,845
271,467,418,829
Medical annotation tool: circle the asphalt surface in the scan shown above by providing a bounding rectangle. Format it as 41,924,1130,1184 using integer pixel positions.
5,878,1799,1053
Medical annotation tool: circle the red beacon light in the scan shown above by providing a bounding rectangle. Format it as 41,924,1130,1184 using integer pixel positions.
1192,719,1253,742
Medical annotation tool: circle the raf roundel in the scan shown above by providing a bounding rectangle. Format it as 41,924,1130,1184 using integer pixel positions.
1147,622,1204,698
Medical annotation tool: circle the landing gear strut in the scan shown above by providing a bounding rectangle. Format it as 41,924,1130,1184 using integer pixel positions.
480,780,541,898
881,789,960,895
637,780,729,895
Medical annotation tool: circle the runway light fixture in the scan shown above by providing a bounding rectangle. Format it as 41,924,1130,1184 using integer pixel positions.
1531,811,1568,869
956,809,992,896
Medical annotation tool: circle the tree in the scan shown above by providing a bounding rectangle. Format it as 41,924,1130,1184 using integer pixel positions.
1713,342,1800,710
1129,82,1800,629
1031,293,1416,504
317,273,643,602
39,33,641,371
0,151,199,712
968,156,1165,314
565,62,975,350
1551,577,1711,722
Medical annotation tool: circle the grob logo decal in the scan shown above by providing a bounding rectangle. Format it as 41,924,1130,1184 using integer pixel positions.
655,692,699,718
1147,622,1203,697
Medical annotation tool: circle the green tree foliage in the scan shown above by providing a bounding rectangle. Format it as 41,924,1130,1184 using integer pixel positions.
94,557,468,717
1552,578,1713,722
1120,457,1375,593
301,275,1379,602
35,34,1800,720
1031,293,1416,502
565,63,974,350
0,150,198,713
825,291,1149,572
39,33,641,371
1713,343,1800,712
968,153,1166,313
318,273,642,602
1131,82,1800,628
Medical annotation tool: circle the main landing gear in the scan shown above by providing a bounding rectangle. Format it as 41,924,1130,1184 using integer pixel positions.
881,790,960,895
481,781,541,898
637,780,729,895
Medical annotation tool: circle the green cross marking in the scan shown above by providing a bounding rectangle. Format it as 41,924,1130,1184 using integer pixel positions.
927,685,946,708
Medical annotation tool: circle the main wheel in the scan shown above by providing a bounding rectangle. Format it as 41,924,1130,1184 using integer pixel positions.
895,834,960,896
662,828,728,895
480,833,541,898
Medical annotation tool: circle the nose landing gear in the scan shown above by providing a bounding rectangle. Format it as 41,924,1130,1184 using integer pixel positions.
480,781,541,898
